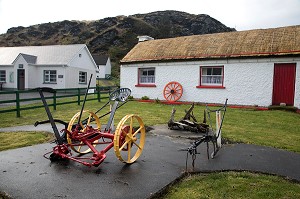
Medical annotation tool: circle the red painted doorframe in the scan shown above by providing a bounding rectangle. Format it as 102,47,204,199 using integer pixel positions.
272,63,296,106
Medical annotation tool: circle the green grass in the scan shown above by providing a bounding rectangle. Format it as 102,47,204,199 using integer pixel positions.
158,171,300,199
0,131,54,151
1,100,300,198
0,100,299,153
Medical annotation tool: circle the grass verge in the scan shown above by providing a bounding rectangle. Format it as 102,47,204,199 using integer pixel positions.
155,171,300,199
0,100,299,153
0,132,54,151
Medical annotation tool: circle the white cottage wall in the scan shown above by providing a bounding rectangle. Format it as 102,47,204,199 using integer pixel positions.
98,65,106,78
69,48,97,87
27,65,39,88
65,66,95,88
105,58,112,76
121,57,300,108
35,66,66,89
0,66,14,89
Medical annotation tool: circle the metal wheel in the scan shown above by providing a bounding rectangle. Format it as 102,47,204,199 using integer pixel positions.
67,111,101,154
114,114,146,164
163,81,183,102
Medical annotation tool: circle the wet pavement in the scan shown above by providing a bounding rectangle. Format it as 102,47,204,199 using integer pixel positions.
0,124,300,199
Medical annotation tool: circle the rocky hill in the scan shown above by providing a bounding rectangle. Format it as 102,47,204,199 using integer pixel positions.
0,10,235,77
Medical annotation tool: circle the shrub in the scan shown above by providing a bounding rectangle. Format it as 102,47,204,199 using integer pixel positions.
141,96,149,100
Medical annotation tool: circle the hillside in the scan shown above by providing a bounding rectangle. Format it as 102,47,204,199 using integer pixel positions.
0,10,235,77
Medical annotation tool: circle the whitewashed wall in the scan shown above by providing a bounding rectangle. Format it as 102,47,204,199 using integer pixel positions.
121,57,300,108
0,65,14,88
34,66,66,89
97,58,112,79
98,65,106,78
105,58,112,76
65,66,95,88
69,47,97,87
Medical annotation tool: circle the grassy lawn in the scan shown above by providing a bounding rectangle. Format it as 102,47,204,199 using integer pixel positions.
0,99,299,153
157,171,300,199
0,99,300,198
0,131,54,151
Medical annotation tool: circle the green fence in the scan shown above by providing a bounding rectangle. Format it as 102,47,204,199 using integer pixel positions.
0,86,118,117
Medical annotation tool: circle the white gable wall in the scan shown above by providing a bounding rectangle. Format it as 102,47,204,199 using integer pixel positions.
98,65,106,78
97,58,112,79
105,57,112,77
68,47,97,87
13,56,29,89
121,57,300,108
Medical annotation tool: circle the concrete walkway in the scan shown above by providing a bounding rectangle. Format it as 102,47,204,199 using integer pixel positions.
0,124,300,199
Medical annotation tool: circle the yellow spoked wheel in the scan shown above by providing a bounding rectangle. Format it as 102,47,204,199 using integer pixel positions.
114,114,146,164
67,110,101,154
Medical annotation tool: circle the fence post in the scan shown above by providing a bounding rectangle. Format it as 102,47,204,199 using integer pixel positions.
16,91,20,117
77,88,81,105
108,87,111,96
97,86,101,102
53,91,57,110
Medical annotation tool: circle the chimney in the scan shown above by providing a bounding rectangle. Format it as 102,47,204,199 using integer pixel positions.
137,35,154,42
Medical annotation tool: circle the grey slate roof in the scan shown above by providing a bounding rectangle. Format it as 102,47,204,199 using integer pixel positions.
19,53,37,64
92,55,108,65
0,44,86,65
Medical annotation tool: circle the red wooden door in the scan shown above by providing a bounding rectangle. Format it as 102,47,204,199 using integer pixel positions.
272,63,296,106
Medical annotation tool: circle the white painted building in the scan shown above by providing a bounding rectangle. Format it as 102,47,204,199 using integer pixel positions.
120,25,300,108
0,44,97,90
92,55,112,79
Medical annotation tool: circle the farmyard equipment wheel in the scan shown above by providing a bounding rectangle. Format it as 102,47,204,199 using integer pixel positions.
163,81,183,102
67,111,101,154
114,114,146,163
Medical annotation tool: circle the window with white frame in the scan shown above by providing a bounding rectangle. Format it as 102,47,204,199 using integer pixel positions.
139,68,155,84
44,70,57,83
79,71,87,84
200,66,224,86
0,70,6,82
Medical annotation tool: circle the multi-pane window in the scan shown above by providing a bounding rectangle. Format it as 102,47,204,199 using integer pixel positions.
200,66,224,86
79,71,87,84
0,70,6,82
139,68,155,84
44,70,57,83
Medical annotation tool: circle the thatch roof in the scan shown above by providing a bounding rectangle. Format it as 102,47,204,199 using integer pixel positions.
121,25,300,64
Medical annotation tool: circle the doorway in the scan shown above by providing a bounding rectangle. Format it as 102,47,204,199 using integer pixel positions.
272,63,296,106
17,69,25,90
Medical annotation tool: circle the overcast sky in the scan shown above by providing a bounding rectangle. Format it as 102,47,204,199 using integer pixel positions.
0,0,299,34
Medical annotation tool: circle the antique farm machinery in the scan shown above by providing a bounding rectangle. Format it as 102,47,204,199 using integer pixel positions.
35,79,145,167
168,99,228,169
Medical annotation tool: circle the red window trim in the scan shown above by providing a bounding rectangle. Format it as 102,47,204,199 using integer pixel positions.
137,67,156,86
199,66,224,88
196,85,225,89
135,84,156,87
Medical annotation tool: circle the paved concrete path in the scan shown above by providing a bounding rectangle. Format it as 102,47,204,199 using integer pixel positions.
0,124,300,199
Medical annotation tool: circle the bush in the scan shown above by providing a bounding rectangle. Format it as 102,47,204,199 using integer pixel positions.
128,96,134,100
155,98,160,103
141,96,149,100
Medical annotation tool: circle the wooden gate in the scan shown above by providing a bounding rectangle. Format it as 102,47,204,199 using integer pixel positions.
272,63,296,106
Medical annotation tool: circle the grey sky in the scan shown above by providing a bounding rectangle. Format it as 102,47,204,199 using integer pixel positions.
0,0,299,34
